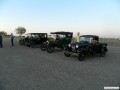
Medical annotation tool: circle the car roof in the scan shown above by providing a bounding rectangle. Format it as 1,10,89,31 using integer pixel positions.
50,31,73,35
80,35,99,38
28,33,47,35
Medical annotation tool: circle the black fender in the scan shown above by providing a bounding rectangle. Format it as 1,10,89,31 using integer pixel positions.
102,45,108,52
78,48,87,55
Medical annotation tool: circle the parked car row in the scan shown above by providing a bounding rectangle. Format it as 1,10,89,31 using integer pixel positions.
19,32,108,61
19,33,47,48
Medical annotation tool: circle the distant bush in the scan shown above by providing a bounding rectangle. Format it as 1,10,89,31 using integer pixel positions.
0,31,7,37
15,26,26,36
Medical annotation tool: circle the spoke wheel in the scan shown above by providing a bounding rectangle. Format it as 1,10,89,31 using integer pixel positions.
19,40,23,45
47,46,54,53
41,44,47,51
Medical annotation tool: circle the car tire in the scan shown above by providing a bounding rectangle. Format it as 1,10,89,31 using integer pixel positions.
64,52,71,57
27,42,31,47
19,40,23,45
78,53,85,61
31,43,35,48
100,47,106,57
41,44,47,51
47,46,54,53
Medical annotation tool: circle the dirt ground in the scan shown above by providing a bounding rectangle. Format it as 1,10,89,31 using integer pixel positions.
0,40,120,90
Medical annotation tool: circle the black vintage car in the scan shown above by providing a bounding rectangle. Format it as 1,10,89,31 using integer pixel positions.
64,35,108,61
41,31,73,53
19,33,47,48
19,34,30,46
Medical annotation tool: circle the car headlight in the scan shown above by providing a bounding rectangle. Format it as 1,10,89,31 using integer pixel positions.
68,44,71,47
76,45,79,48
48,41,49,44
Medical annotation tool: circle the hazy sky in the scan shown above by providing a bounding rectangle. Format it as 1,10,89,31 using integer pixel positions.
0,0,120,37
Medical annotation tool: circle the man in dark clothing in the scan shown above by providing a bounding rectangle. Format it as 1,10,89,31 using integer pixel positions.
10,33,14,46
0,35,3,48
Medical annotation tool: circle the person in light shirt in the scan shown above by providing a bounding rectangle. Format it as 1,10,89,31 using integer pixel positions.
76,32,80,42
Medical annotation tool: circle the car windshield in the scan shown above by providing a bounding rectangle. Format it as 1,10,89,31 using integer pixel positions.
50,34,65,39
80,36,93,43
41,34,47,38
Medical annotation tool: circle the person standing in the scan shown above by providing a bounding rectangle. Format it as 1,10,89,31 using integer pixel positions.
10,33,14,46
76,32,80,42
0,35,3,48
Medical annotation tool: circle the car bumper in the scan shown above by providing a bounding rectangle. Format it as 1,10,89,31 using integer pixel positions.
64,47,79,53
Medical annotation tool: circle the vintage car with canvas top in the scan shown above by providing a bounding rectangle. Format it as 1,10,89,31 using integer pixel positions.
41,31,73,53
64,35,108,61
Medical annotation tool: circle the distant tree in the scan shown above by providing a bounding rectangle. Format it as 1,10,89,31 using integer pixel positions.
15,26,26,36
0,31,7,37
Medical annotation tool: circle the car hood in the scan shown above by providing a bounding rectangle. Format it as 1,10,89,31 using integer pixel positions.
70,41,89,46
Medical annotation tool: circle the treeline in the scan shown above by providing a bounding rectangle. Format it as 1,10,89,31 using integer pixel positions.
0,31,7,37
0,26,26,37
